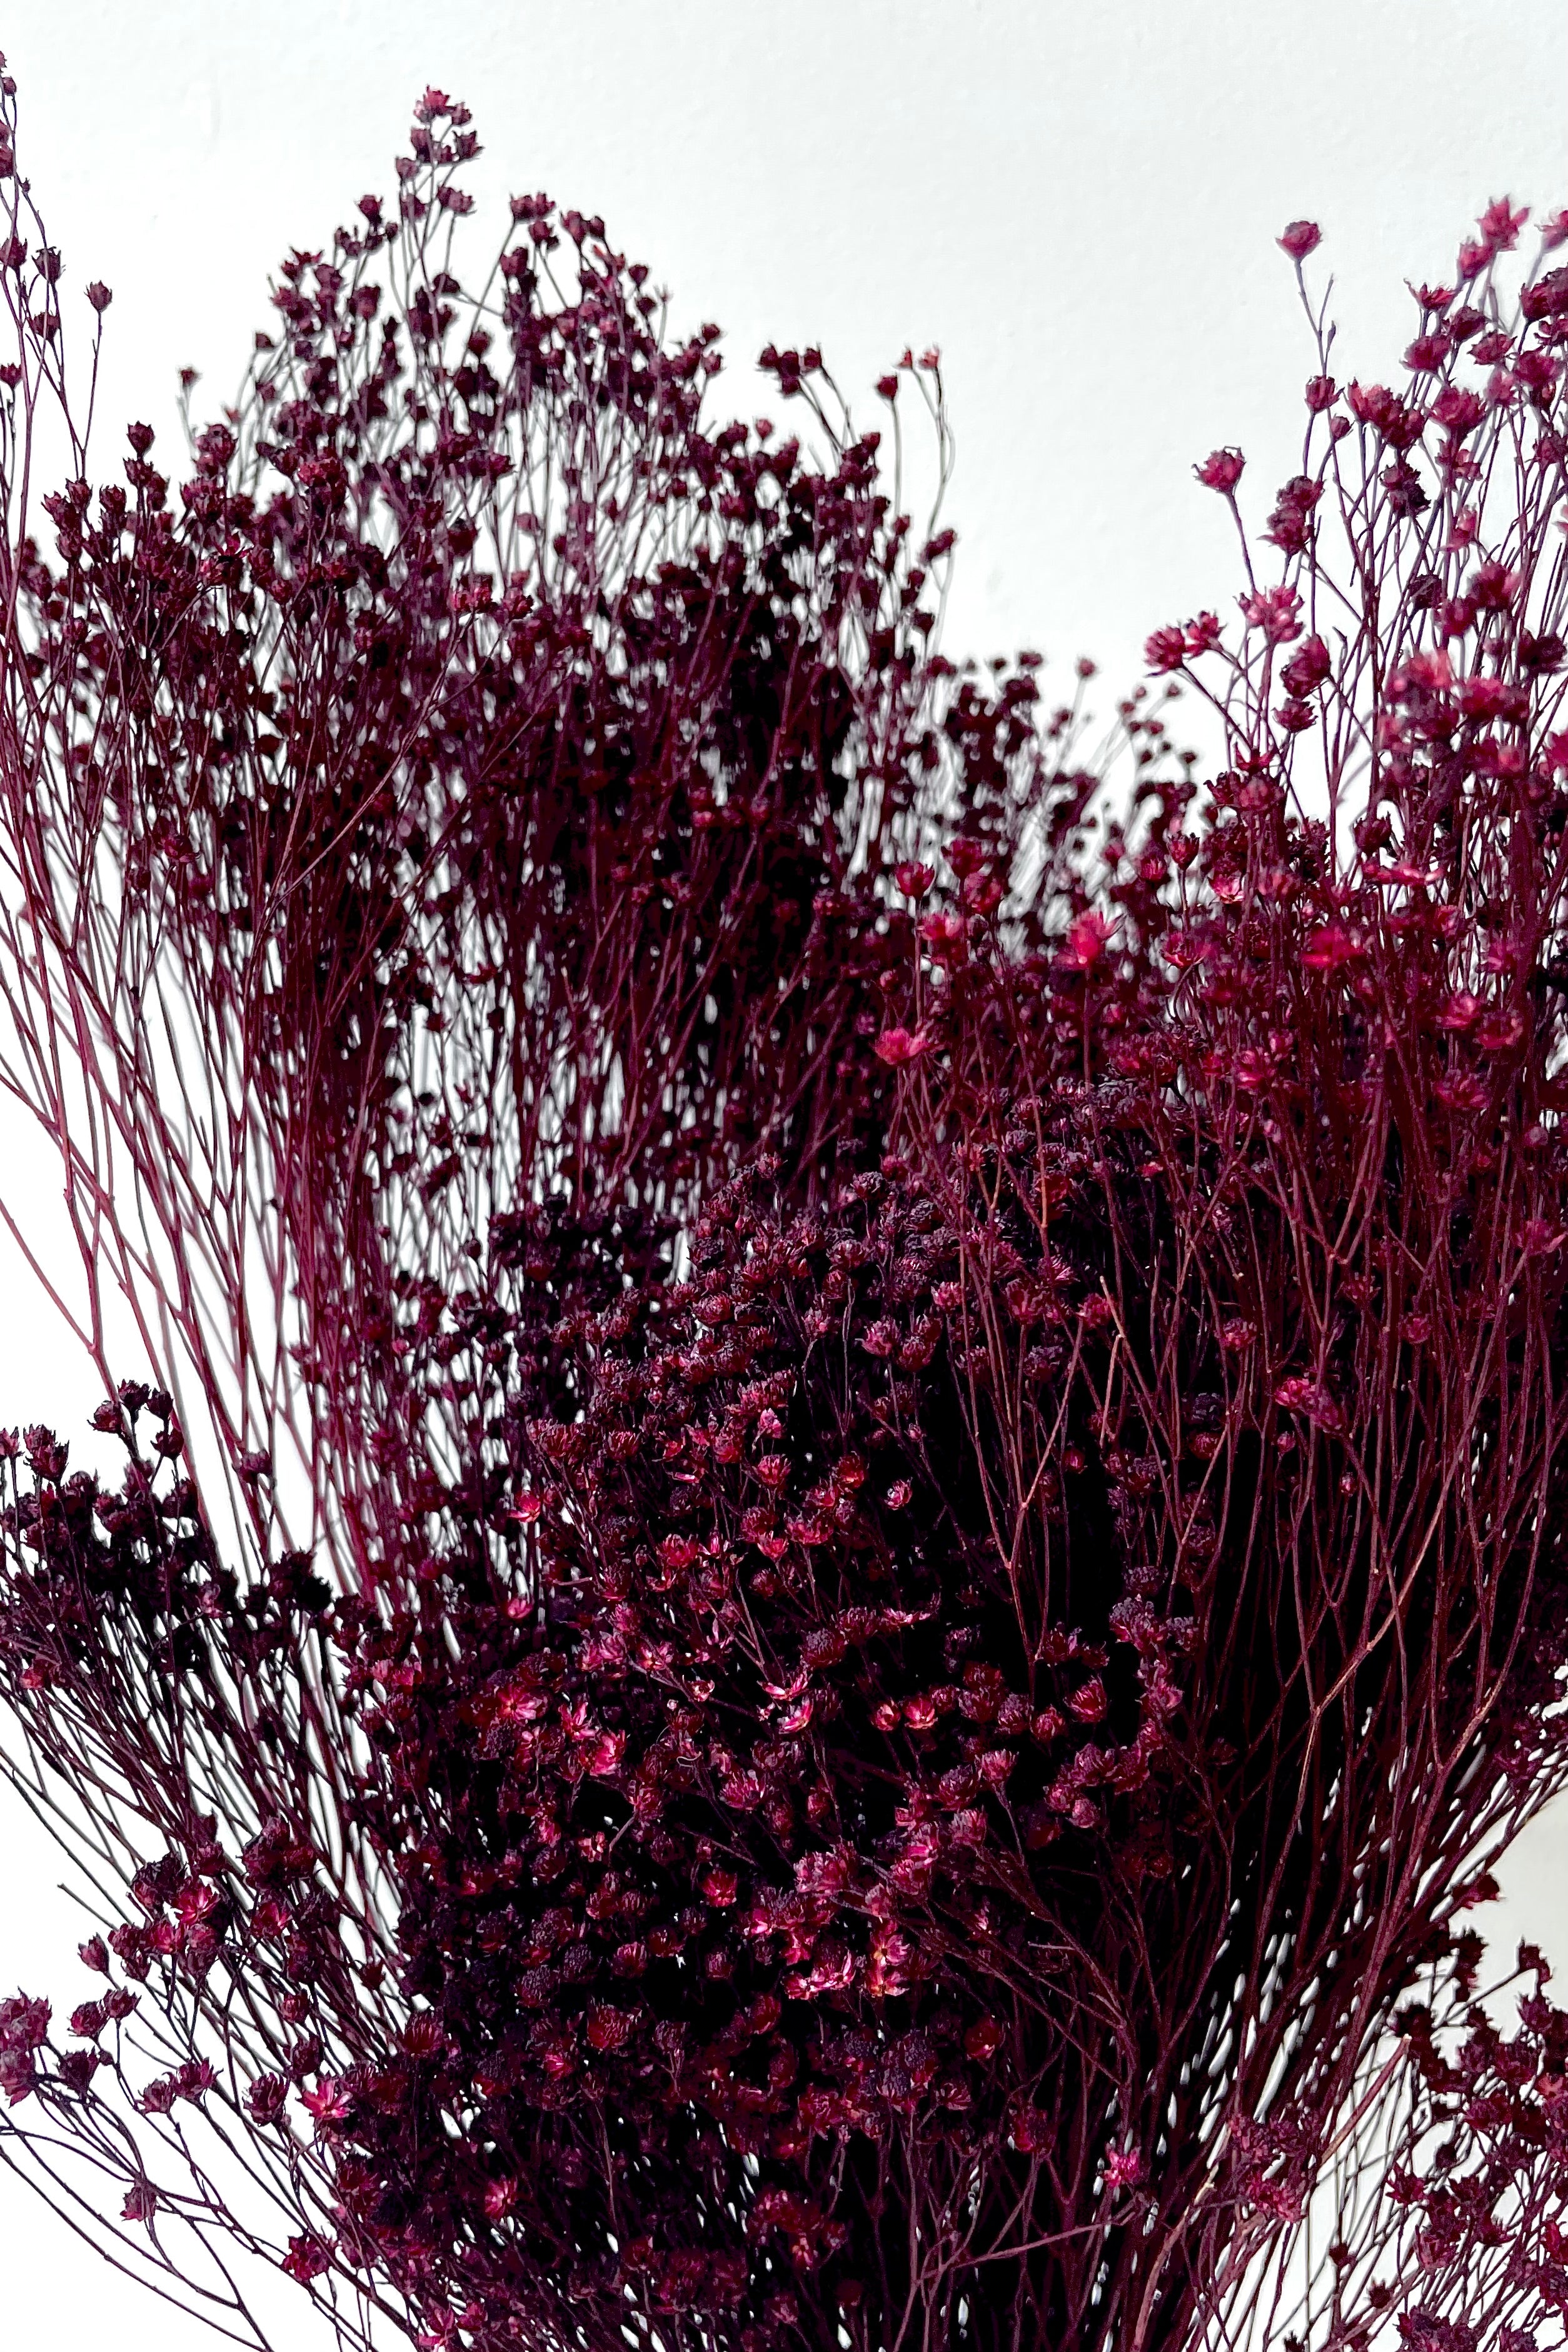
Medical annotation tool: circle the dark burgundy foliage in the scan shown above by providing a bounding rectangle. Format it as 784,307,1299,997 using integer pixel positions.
0,59,1567,2352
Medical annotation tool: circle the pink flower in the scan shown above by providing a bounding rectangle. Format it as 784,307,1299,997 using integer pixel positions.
1274,1376,1345,1436
1475,196,1529,259
1280,633,1330,695
1278,219,1322,261
282,2233,333,2283
1103,2146,1145,2194
1195,446,1245,493
1432,384,1485,438
1346,381,1425,448
918,908,968,953
301,2076,353,2131
1238,584,1304,645
1300,923,1361,972
865,1924,914,1999
873,1025,932,1067
1144,625,1187,675
1056,911,1115,970
582,1729,627,1777
584,2003,633,2052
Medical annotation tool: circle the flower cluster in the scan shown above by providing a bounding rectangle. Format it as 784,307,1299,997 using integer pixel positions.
0,60,1567,2352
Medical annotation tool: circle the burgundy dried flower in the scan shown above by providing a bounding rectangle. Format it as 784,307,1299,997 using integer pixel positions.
0,58,1564,2352
1195,445,1246,491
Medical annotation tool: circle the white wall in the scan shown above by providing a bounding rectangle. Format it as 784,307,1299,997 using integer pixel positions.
1,4,1565,2343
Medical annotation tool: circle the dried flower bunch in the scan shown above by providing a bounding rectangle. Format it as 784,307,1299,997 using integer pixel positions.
0,61,1567,2352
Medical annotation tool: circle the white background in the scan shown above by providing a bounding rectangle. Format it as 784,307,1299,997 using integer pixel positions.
1,4,1566,2343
